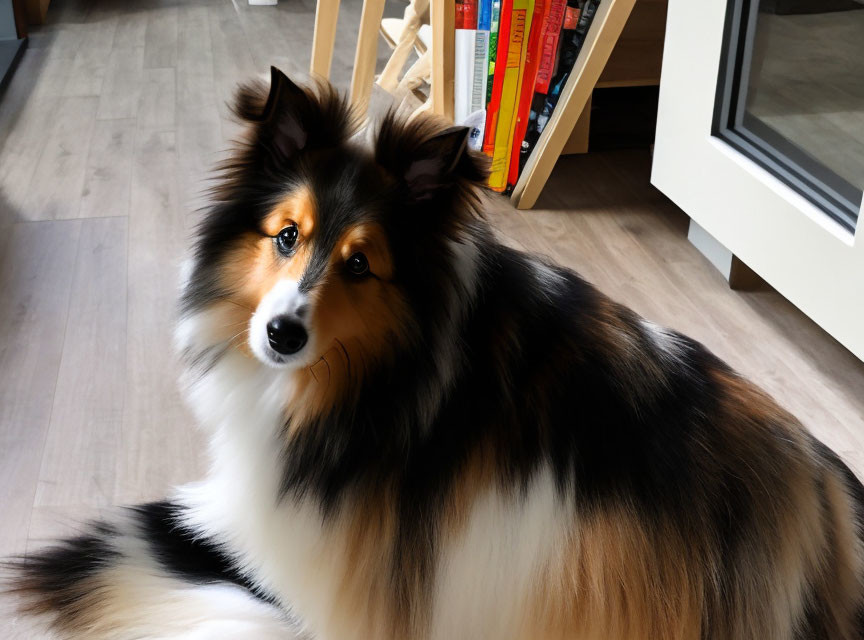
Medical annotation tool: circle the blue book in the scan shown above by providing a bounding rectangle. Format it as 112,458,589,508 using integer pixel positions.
478,0,493,31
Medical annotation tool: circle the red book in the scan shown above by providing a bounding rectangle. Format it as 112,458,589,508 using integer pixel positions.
482,0,513,155
506,0,549,186
463,0,479,28
455,0,466,29
535,0,567,94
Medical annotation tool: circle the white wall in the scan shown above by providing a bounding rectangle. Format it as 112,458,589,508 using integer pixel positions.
651,0,864,361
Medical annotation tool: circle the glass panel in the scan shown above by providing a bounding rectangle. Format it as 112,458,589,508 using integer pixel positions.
714,0,863,231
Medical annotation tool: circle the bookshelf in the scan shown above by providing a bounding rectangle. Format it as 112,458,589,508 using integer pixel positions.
310,0,643,209
510,0,638,208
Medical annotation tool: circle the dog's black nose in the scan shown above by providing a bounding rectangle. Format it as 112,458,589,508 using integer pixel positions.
266,316,308,355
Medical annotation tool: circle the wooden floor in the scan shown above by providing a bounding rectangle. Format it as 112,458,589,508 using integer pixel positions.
1,0,863,636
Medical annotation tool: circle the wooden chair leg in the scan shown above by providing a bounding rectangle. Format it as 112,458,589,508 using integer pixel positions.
400,49,432,96
510,0,636,209
311,0,342,80
429,0,454,120
378,0,430,92
350,0,388,115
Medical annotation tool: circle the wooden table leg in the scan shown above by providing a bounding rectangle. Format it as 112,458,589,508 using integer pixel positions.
311,0,342,80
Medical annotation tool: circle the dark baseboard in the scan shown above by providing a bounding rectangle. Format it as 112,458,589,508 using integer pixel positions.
0,36,26,98
761,0,863,15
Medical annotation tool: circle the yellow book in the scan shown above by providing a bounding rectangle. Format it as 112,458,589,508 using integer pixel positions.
488,0,534,191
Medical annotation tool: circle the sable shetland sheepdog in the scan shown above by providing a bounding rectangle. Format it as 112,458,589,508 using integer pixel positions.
8,67,864,639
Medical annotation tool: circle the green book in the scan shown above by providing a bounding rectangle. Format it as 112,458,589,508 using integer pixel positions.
486,0,501,105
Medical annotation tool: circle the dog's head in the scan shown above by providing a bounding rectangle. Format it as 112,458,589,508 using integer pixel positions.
180,68,487,409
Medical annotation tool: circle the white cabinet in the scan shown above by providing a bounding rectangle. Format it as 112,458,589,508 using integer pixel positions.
651,0,864,361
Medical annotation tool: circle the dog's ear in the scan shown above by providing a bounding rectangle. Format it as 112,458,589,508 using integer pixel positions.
258,67,309,156
402,127,471,201
233,67,355,159
376,117,488,202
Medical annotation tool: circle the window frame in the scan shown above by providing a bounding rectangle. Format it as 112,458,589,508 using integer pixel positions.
712,0,861,233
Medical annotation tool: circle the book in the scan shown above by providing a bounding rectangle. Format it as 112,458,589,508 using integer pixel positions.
472,0,492,117
506,0,550,187
472,33,490,115
535,0,567,95
483,0,513,155
507,0,566,185
517,0,600,176
454,0,479,124
486,0,502,105
488,0,535,191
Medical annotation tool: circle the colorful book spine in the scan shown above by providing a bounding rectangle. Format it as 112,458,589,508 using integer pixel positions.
479,0,492,32
486,0,502,105
488,0,535,191
535,0,567,94
482,0,513,155
454,0,479,124
518,0,600,176
472,32,490,113
506,0,549,187
507,0,565,185
472,0,492,116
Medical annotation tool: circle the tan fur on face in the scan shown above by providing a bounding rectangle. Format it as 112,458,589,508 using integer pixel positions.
220,186,317,312
212,185,410,418
209,186,317,359
289,222,410,425
260,187,317,239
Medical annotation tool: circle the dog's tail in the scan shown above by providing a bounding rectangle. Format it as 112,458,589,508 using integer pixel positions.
3,501,296,639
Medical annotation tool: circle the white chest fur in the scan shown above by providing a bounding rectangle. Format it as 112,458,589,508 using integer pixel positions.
174,311,571,640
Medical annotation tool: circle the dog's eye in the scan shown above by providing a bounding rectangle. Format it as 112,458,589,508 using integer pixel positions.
275,225,298,256
346,252,369,277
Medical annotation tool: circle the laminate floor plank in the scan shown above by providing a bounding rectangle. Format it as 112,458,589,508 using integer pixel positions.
115,128,205,505
0,55,62,215
175,4,222,217
112,2,149,50
207,2,258,122
0,220,82,559
96,46,146,121
79,118,137,219
21,96,99,221
177,119,224,221
143,5,179,69
234,0,312,76
31,217,128,539
62,13,119,98
138,67,177,131
175,4,220,126
26,22,86,62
